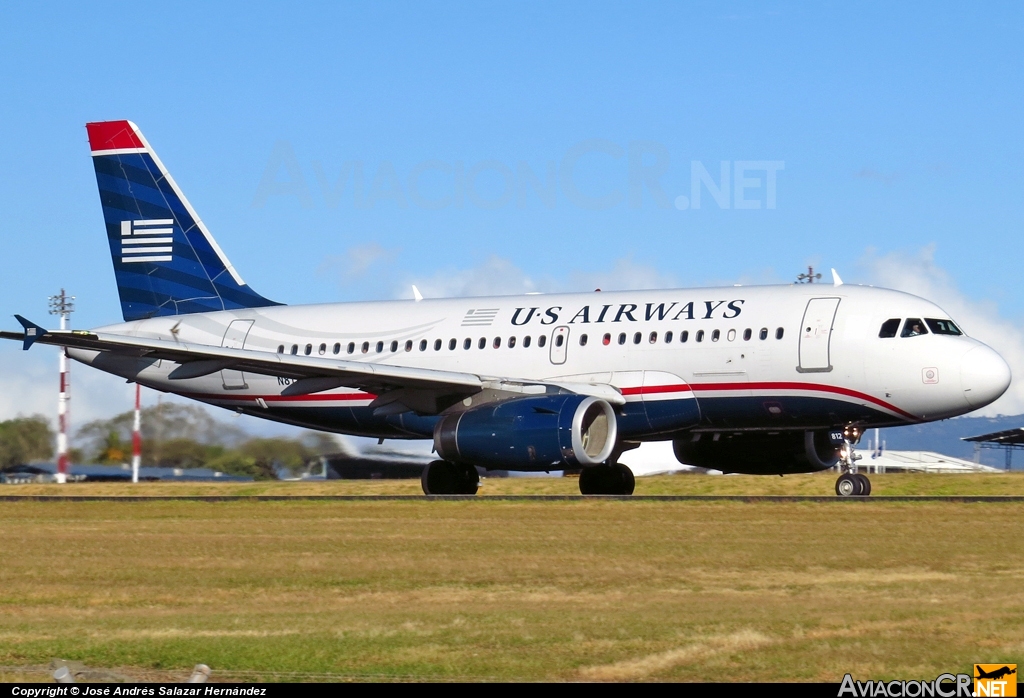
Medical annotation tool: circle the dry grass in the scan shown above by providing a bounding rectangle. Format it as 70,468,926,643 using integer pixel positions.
0,492,1022,682
3,471,1024,497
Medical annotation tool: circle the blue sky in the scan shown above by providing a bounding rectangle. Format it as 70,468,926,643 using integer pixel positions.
1,1,1023,427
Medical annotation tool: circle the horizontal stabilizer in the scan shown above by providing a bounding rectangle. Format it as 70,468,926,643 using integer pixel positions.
14,315,47,350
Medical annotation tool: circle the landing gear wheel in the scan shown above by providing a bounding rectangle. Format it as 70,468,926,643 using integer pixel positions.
854,473,871,497
421,460,479,495
613,462,635,495
579,463,635,495
835,473,859,497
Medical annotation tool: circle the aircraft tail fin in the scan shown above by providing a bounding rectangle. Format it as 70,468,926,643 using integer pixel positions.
86,120,280,322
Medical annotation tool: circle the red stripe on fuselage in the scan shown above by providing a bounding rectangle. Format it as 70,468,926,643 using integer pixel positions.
690,381,917,420
181,381,915,421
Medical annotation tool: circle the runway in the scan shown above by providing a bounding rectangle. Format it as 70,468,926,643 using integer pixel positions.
2,494,1023,502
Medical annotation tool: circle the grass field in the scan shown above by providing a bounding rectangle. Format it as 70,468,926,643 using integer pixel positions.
3,470,1024,497
0,474,1022,682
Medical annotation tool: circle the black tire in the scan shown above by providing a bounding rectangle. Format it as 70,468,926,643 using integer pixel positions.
421,460,460,495
457,462,480,495
613,463,636,495
579,465,609,495
855,473,871,497
835,473,858,497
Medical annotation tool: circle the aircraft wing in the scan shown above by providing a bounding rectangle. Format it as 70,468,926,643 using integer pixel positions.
1,317,624,414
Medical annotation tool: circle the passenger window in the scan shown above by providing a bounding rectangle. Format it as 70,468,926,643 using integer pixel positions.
509,336,517,348
524,336,532,347
901,319,928,338
759,328,768,340
696,330,705,342
361,341,369,354
665,331,673,343
618,333,626,345
447,338,455,350
776,327,784,340
405,340,413,352
579,334,587,346
333,343,341,355
277,345,284,354
649,332,657,344
376,341,384,353
878,319,901,338
291,344,298,355
434,339,442,351
493,337,502,348
318,343,326,355
419,339,427,351
711,330,720,342
680,331,688,343
743,329,751,341
633,332,642,344
538,335,547,348
347,342,355,354
925,319,962,336
478,337,486,349
603,333,611,345
464,338,472,350
555,334,564,347
304,344,312,355
390,340,398,352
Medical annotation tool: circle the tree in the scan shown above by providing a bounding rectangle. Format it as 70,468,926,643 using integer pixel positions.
0,416,55,468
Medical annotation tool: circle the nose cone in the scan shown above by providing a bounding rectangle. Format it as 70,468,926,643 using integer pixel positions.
961,345,1012,409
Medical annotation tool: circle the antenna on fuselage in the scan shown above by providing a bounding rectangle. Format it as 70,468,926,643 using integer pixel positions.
831,269,843,286
411,285,423,302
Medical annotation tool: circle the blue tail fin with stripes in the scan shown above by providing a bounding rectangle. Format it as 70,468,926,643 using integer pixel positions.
87,120,280,322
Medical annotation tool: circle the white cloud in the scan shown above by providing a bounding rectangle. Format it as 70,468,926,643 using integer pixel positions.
566,257,678,292
318,243,398,284
400,255,550,299
860,245,1024,416
401,255,676,299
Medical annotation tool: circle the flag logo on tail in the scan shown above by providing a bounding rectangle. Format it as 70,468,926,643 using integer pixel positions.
120,219,174,263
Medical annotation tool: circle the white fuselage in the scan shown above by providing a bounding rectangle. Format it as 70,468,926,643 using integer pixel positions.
69,283,1011,441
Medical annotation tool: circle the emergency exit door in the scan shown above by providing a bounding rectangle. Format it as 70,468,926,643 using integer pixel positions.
798,298,840,372
221,320,254,389
549,326,569,365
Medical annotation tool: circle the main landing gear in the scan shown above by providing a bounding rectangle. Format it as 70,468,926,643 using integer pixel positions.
834,427,871,497
578,462,635,496
421,460,480,495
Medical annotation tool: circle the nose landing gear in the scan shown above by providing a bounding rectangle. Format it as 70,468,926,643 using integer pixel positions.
834,427,871,497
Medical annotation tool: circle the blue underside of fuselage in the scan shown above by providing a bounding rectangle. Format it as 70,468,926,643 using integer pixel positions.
197,394,908,457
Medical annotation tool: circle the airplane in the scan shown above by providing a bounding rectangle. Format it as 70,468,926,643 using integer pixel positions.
0,120,1012,496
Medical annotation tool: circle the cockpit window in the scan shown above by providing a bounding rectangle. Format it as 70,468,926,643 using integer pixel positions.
925,318,963,336
901,318,928,337
878,319,901,338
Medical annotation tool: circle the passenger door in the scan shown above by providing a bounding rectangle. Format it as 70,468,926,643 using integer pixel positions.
798,297,840,372
220,320,254,389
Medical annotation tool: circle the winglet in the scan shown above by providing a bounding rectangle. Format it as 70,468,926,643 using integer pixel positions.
831,268,844,286
14,315,48,350
412,285,423,302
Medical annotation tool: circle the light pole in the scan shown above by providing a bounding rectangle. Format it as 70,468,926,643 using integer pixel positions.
48,289,75,484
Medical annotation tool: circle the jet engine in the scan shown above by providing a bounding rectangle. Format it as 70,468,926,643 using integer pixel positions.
672,430,842,474
434,394,617,470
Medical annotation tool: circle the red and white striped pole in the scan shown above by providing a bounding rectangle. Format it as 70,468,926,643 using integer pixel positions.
132,383,142,484
48,289,74,485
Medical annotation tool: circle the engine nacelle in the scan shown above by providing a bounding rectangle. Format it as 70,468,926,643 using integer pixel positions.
672,430,842,474
434,394,617,470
